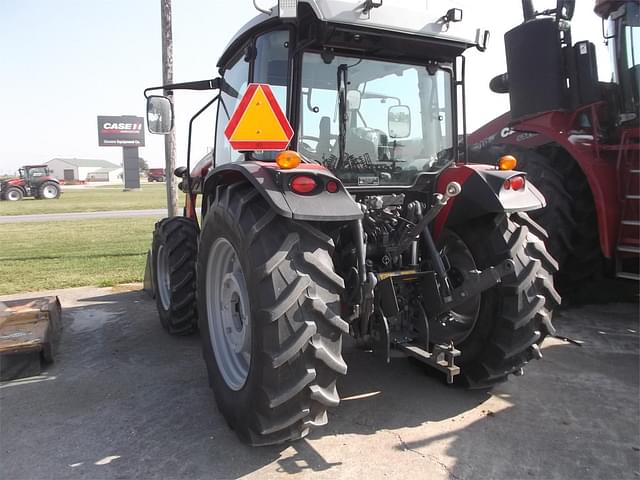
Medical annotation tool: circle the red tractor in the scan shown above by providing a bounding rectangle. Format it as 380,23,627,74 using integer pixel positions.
0,165,62,201
142,0,559,445
469,0,639,296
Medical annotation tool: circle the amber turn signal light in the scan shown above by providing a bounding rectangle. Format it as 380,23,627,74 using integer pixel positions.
498,155,517,170
276,150,301,169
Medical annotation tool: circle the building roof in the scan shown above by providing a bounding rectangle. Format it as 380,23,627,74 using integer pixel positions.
47,158,120,169
91,167,121,173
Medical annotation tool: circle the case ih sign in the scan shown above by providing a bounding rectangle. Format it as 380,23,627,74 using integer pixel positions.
97,115,145,147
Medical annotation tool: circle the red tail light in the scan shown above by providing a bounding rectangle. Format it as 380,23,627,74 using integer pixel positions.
503,175,525,190
290,175,317,194
326,180,339,193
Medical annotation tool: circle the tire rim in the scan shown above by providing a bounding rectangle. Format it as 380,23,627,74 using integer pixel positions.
156,245,171,311
433,230,482,345
6,190,20,201
42,185,58,199
206,237,251,391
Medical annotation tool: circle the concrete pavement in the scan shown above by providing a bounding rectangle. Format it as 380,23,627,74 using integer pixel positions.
0,285,638,479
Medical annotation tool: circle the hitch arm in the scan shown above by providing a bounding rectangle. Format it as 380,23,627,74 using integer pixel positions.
428,259,516,316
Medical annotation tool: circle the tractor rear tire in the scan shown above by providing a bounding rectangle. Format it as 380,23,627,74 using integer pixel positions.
39,181,61,200
152,217,199,335
5,187,23,201
197,182,347,446
443,212,560,389
472,145,602,298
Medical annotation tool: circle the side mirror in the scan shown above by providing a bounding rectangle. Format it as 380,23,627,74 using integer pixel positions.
174,166,187,178
388,105,411,138
556,0,575,20
147,96,174,134
347,90,361,110
489,73,509,94
476,29,490,52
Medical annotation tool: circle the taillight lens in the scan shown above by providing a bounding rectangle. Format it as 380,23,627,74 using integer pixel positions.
290,175,317,194
503,175,526,190
326,180,339,193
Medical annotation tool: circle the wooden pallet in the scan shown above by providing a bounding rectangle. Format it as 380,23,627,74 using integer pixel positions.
0,297,62,381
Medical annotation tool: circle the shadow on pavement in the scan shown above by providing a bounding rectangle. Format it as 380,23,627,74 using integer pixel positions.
0,288,638,479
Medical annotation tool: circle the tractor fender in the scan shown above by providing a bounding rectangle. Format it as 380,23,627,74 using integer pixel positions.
202,161,363,221
433,164,545,238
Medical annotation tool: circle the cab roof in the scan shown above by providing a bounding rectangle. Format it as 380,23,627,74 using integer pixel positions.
218,0,481,68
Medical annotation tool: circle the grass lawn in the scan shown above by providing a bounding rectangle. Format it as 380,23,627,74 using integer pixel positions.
0,218,156,295
0,183,167,216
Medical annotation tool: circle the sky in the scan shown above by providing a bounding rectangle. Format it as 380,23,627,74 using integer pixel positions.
0,0,608,175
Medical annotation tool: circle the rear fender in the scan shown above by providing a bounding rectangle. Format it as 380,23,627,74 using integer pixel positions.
202,161,363,221
434,164,545,239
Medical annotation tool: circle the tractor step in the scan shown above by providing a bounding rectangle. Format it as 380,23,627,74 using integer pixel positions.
0,297,62,381
618,245,640,254
616,272,640,281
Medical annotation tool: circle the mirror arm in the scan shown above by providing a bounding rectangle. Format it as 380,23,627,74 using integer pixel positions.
460,56,468,164
186,94,220,194
144,78,221,98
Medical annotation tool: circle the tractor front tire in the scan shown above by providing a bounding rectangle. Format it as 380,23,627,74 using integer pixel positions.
197,183,347,446
5,187,23,201
152,217,199,335
442,212,560,388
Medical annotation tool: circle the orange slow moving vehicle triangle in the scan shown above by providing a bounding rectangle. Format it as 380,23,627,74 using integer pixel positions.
224,83,294,151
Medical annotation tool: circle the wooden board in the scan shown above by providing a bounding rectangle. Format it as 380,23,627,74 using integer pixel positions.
0,297,62,380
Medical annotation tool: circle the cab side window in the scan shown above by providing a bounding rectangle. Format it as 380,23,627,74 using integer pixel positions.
252,30,290,160
253,30,289,107
214,54,249,166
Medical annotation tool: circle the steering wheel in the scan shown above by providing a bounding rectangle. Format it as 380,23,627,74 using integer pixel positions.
298,135,320,160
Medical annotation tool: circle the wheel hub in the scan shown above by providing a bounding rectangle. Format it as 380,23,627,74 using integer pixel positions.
42,185,57,198
432,230,482,345
7,190,20,201
220,272,249,354
206,238,251,391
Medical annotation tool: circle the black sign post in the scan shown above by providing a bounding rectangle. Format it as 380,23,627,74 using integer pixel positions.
122,147,141,190
97,115,145,190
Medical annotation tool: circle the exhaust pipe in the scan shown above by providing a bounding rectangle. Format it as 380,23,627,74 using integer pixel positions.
521,0,536,20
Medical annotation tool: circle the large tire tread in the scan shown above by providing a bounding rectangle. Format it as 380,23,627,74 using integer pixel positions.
152,217,199,335
470,145,602,298
455,213,559,389
199,182,345,446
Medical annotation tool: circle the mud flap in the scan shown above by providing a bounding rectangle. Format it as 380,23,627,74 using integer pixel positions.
143,249,155,298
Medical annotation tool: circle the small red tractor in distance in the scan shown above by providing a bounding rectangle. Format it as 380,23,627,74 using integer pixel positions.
0,165,62,201
147,167,166,182
143,0,559,446
469,0,640,295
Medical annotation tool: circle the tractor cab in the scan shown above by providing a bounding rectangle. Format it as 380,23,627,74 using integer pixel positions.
597,0,640,125
21,165,50,181
147,0,490,191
